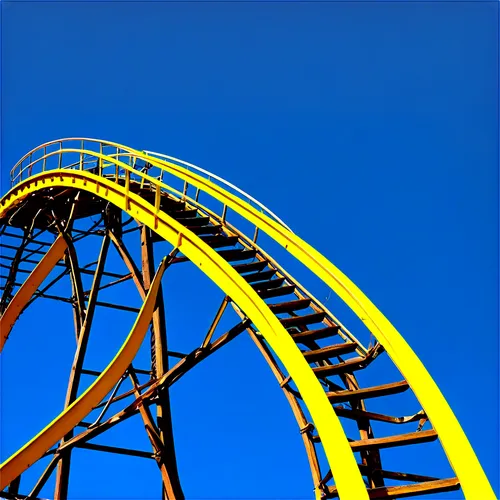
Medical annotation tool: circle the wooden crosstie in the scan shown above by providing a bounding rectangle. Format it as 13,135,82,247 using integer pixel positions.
0,139,494,500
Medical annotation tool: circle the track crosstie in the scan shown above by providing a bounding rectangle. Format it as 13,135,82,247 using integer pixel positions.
0,139,494,499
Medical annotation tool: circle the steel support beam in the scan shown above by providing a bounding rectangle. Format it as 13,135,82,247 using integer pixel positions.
54,233,110,500
108,228,184,499
141,226,184,500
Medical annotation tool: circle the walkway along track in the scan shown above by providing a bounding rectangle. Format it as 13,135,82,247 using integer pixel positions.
0,139,495,499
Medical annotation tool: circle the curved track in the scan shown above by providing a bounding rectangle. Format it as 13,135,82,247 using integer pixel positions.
0,139,494,499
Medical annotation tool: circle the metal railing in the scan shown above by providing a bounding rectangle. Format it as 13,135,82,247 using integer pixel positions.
10,138,292,234
6,139,366,353
143,150,293,233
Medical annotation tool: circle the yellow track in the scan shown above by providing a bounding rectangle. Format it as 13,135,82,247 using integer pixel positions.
0,142,494,499
0,255,167,488
0,234,68,350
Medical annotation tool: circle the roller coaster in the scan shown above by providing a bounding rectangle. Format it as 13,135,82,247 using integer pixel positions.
0,139,495,499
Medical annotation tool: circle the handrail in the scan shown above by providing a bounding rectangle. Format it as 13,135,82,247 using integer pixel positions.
143,150,293,233
9,138,292,233
3,140,496,498
1,158,369,498
8,145,367,355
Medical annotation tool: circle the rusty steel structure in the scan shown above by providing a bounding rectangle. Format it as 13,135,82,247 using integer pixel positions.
0,139,495,499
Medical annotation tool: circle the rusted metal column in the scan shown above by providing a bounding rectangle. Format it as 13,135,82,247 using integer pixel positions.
54,233,110,500
57,195,86,340
140,226,184,500
63,241,86,340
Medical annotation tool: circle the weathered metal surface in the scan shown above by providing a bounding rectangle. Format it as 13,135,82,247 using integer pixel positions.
0,139,494,500
0,234,68,349
0,255,167,488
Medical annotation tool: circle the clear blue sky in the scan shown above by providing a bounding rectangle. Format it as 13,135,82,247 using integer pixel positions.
0,1,498,499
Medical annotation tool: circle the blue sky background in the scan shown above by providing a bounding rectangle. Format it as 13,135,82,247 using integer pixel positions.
0,1,498,499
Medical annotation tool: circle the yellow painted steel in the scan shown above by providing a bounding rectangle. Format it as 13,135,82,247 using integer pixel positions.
137,150,495,499
0,169,368,499
0,255,167,489
1,141,495,498
0,234,67,351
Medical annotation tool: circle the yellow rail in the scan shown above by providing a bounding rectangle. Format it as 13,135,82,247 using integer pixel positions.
0,168,367,498
0,256,167,489
0,234,67,350
1,140,495,499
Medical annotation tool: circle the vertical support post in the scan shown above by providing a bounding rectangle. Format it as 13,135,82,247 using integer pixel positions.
54,233,111,500
141,226,184,500
63,238,86,340
58,142,63,170
253,226,259,243
80,140,84,170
